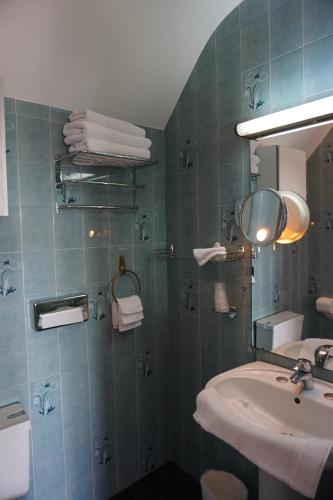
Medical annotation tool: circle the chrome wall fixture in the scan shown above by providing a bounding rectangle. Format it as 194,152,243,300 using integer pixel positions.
55,151,158,212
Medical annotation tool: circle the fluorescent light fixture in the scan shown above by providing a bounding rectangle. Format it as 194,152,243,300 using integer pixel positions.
236,95,333,139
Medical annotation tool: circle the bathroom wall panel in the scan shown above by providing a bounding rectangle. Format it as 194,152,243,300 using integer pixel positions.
165,0,333,497
0,97,167,499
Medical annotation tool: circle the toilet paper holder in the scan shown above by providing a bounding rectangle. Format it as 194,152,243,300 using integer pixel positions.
31,294,89,331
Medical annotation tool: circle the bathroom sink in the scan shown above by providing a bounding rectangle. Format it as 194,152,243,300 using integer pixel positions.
205,361,333,440
273,340,303,359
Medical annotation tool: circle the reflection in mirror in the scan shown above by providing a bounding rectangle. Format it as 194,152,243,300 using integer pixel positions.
251,121,333,373
240,189,287,246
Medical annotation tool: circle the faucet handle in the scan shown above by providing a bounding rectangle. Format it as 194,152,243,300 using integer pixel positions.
314,344,333,368
293,358,313,373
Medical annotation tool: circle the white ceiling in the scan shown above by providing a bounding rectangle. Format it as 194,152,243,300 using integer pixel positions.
0,0,240,129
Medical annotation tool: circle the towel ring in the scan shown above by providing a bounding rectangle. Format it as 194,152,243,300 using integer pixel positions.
111,256,141,301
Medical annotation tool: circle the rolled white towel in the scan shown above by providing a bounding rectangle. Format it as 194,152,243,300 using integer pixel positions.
63,121,151,149
193,243,227,267
69,138,151,160
69,109,146,137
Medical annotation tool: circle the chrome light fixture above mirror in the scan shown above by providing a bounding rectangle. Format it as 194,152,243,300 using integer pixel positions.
239,188,310,246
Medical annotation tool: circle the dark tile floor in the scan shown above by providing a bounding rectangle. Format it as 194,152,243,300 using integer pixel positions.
110,462,202,500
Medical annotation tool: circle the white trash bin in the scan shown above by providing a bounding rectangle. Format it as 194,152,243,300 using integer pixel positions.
201,470,248,500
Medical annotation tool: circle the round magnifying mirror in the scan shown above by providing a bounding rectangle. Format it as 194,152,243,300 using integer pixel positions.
239,188,287,246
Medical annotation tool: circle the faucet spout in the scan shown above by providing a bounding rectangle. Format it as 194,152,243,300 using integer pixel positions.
290,358,314,390
314,344,333,368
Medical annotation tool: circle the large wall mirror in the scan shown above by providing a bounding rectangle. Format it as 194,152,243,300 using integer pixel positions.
249,112,333,375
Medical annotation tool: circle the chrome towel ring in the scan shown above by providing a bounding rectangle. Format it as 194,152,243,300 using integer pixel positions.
111,255,141,301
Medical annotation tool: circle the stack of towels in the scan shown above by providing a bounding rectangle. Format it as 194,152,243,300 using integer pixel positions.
63,110,152,159
112,295,144,332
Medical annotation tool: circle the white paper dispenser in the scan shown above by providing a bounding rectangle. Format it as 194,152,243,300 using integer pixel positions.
31,294,89,331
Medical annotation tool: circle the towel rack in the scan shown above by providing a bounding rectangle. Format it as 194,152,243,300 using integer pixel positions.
111,256,141,300
55,151,158,212
153,244,245,263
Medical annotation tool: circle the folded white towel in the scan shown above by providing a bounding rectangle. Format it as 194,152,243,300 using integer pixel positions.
193,242,227,267
69,109,146,137
299,338,333,369
69,138,151,159
117,295,143,315
194,387,332,499
112,295,144,332
63,121,152,149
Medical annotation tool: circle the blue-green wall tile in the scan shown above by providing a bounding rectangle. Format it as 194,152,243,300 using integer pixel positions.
49,106,70,123
218,76,242,124
55,249,84,294
242,63,270,119
215,6,240,41
241,15,269,71
5,112,17,160
216,32,241,83
21,207,54,251
4,97,15,113
0,205,21,252
304,35,333,96
59,324,87,372
16,100,49,119
7,160,19,206
82,211,109,248
34,452,65,500
0,341,27,390
303,0,333,44
198,206,220,247
269,0,302,59
240,0,268,28
197,83,218,130
54,210,83,249
23,251,56,296
198,125,219,169
28,335,59,381
17,115,50,163
0,295,25,346
19,161,52,207
198,167,219,207
271,49,303,110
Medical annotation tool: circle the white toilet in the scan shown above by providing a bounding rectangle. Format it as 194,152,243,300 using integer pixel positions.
255,310,304,351
0,403,31,500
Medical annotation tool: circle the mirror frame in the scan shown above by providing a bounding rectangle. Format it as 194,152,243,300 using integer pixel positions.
239,188,288,246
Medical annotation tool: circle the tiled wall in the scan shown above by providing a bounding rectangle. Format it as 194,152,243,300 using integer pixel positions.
165,0,333,498
1,97,169,500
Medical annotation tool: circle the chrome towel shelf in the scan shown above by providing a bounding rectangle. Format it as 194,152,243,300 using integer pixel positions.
153,244,245,263
55,150,158,211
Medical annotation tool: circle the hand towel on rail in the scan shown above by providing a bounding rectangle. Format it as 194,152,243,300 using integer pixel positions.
63,122,151,149
68,138,151,160
112,295,144,332
69,109,146,138
193,242,227,266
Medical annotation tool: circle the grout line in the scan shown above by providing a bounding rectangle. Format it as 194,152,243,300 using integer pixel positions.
14,97,38,497
51,118,69,500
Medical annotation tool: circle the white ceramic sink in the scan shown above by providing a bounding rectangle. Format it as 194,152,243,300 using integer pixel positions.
206,361,333,440
273,339,333,370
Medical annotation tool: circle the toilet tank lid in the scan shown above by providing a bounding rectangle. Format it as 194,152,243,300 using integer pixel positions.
256,311,304,329
0,403,30,432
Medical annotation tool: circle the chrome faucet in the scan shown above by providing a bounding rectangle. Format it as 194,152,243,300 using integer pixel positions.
289,358,314,390
314,345,333,368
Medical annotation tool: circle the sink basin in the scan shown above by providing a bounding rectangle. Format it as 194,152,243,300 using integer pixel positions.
195,361,333,498
273,339,333,370
206,361,333,440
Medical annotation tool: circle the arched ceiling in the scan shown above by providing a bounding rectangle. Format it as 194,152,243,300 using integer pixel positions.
0,0,241,129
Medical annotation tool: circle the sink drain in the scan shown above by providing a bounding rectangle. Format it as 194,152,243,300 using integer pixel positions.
276,376,289,383
280,431,294,437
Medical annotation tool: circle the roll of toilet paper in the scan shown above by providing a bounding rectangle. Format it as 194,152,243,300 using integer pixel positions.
316,297,333,319
214,282,229,313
